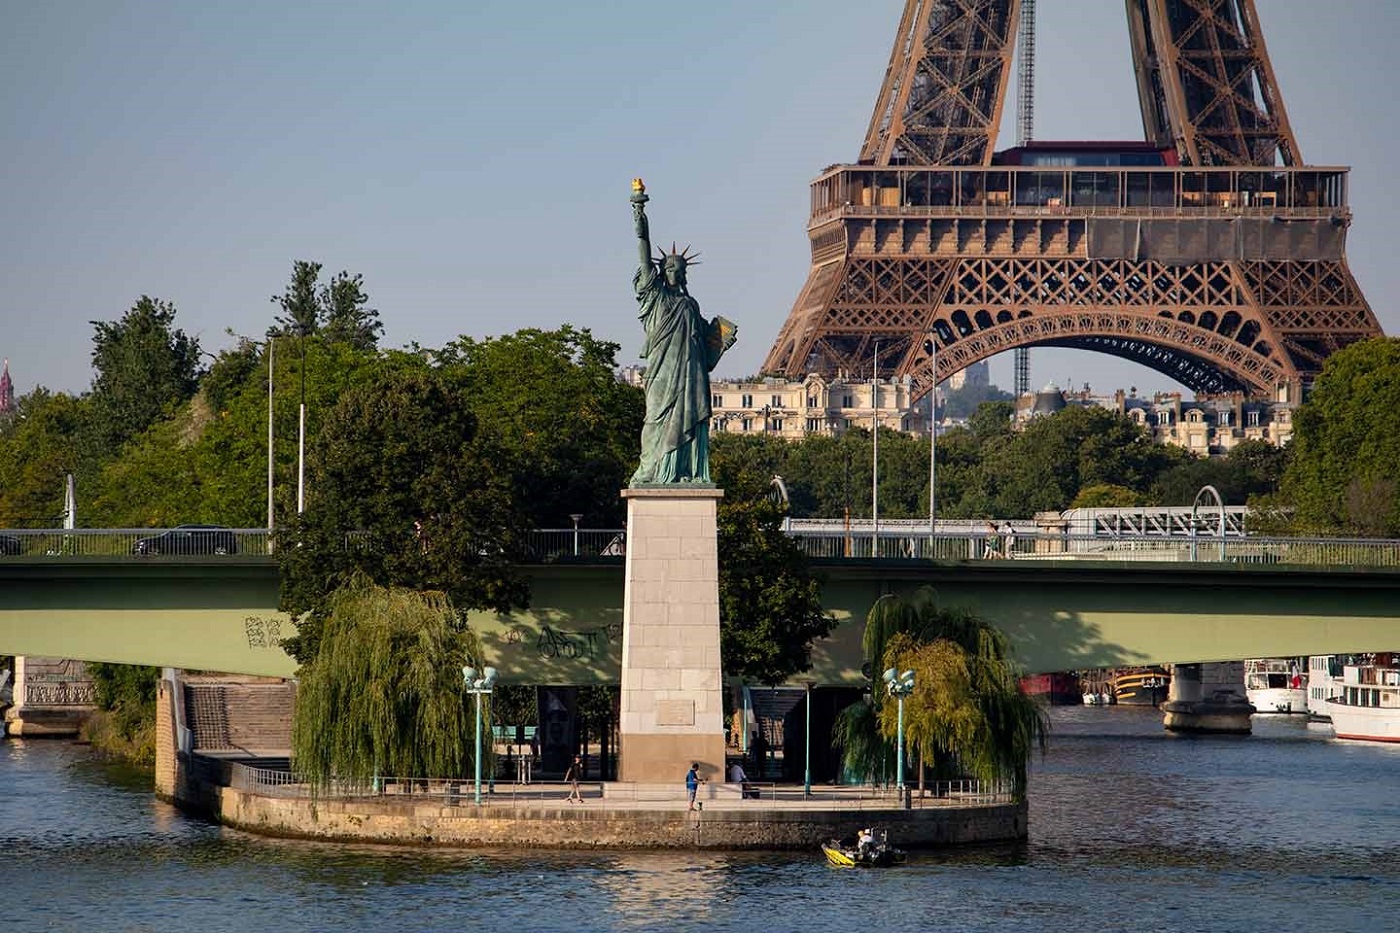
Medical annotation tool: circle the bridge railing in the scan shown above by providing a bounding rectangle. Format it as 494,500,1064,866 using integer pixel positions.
0,527,272,557
786,530,1400,567
4,526,1398,568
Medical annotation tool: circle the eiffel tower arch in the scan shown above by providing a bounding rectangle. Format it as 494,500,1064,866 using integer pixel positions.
761,0,1380,400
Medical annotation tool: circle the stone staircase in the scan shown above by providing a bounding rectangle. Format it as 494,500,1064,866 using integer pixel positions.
183,678,294,754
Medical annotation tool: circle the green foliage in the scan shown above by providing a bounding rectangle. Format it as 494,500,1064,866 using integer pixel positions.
436,326,643,527
271,260,323,338
1071,484,1144,509
86,296,202,456
0,389,88,526
85,663,159,764
291,578,487,788
279,365,528,663
840,586,1047,797
715,497,834,686
1283,337,1400,536
319,270,383,352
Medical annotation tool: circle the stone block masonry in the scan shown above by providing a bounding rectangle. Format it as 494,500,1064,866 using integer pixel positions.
618,487,726,783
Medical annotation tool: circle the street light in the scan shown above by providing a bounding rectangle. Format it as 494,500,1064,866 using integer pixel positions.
569,513,583,557
924,335,938,553
462,664,499,804
803,680,816,798
883,667,915,799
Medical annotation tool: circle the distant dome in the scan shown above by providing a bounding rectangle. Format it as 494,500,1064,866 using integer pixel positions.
1031,384,1067,416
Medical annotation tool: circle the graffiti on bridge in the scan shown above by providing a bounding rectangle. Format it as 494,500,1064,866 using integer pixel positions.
534,621,622,661
244,616,287,650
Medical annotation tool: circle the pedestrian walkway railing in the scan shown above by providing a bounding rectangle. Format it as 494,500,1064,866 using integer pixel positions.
222,760,1013,808
6,526,1395,569
0,527,271,557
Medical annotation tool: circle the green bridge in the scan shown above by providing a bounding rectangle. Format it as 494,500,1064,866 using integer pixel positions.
2,549,1397,681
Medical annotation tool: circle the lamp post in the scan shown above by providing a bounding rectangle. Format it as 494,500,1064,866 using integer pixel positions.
924,335,937,553
569,513,583,557
883,667,915,797
871,340,881,557
803,680,816,798
462,665,499,804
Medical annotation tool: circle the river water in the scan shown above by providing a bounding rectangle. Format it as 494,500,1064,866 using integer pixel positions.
4,707,1397,933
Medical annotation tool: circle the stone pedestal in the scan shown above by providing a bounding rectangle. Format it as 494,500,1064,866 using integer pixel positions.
617,487,725,783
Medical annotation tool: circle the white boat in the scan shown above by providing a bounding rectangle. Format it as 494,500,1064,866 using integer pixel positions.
1244,658,1306,714
1326,655,1400,743
1307,655,1345,722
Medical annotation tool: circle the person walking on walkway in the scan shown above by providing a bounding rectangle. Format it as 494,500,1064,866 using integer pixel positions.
565,754,584,803
686,762,705,810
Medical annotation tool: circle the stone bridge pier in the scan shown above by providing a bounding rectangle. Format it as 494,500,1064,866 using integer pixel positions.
1163,661,1254,734
3,656,96,736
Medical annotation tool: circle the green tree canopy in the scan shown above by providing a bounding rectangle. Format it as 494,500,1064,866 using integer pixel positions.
279,365,528,662
86,296,202,456
836,587,1047,797
436,326,643,528
1283,337,1400,536
291,577,488,788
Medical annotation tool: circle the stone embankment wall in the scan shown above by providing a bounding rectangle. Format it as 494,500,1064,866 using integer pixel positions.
205,785,1027,850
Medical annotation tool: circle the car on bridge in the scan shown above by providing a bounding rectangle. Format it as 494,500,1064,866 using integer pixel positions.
0,534,24,556
132,525,239,556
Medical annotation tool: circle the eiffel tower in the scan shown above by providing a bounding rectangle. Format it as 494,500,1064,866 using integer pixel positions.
761,0,1380,399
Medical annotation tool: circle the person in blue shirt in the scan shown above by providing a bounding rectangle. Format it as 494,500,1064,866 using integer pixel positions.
685,763,705,810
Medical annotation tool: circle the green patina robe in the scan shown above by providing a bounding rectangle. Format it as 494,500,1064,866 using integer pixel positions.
630,262,731,485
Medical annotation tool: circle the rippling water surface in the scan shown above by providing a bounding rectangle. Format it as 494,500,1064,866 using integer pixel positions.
4,707,1397,932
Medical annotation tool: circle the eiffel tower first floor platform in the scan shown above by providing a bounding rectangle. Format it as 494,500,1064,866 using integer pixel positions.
762,163,1382,400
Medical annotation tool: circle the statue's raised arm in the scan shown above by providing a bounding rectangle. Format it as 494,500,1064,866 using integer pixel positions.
631,178,651,270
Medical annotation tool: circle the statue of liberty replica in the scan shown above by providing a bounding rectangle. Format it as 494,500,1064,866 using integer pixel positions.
617,179,735,782
629,179,736,485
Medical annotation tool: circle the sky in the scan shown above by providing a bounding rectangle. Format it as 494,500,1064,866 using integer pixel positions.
1,0,1396,398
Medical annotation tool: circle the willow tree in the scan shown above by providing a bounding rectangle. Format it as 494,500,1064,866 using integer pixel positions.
834,586,1047,798
291,577,491,790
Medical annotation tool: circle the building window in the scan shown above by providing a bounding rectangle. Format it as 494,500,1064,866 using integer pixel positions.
1219,411,1231,426
1247,409,1260,427
1278,410,1289,423
807,395,818,408
843,418,852,430
770,394,782,407
741,418,752,432
842,394,854,408
712,394,723,408
741,393,753,408
771,419,784,432
1188,410,1201,423
1157,411,1171,426
806,417,821,432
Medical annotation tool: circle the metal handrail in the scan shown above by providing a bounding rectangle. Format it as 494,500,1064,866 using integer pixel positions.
223,761,1014,807
0,527,271,557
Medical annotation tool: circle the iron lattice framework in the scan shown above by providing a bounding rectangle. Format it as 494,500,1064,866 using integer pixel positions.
762,0,1379,399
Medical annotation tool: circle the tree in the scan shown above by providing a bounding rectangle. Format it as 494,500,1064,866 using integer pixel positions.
436,327,644,528
835,587,1047,797
1071,484,1144,509
319,270,383,352
291,578,489,789
86,296,202,455
1284,338,1400,536
0,389,88,526
715,497,834,686
279,365,529,663
271,260,323,338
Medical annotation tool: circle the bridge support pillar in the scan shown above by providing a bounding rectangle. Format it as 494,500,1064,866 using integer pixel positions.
616,487,726,784
1162,661,1254,734
3,656,95,737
